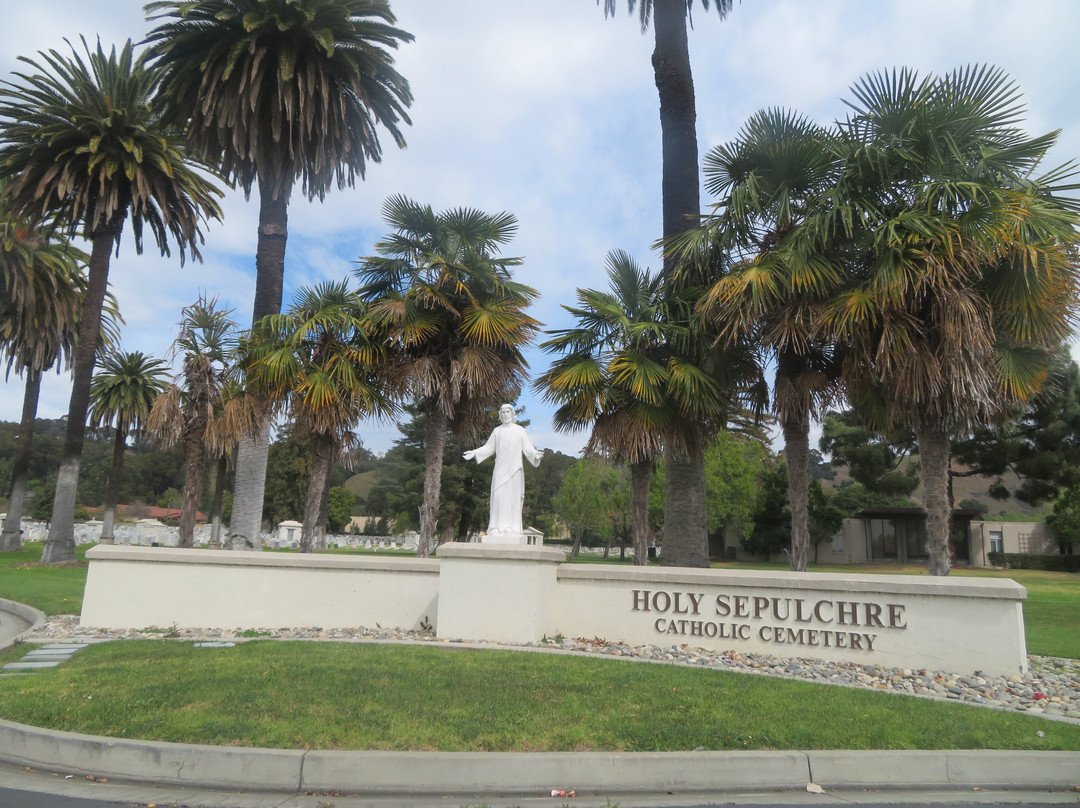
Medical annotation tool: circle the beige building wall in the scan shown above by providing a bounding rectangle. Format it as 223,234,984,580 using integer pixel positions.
969,521,1054,567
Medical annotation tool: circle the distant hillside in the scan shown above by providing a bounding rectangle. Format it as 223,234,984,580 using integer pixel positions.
343,470,377,501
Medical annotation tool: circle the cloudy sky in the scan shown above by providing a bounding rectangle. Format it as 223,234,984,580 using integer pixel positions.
2,0,1079,456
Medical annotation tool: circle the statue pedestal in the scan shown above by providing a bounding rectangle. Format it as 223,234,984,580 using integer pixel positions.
481,533,526,546
436,542,566,643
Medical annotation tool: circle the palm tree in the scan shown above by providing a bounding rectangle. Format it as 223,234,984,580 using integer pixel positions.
148,298,239,547
144,0,415,551
356,196,540,558
677,108,843,571
536,250,666,565
798,66,1080,575
0,38,223,563
88,351,170,543
538,249,766,567
0,195,87,551
601,1,738,561
243,280,394,552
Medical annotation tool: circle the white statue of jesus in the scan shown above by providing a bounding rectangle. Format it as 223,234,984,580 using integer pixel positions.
463,404,544,541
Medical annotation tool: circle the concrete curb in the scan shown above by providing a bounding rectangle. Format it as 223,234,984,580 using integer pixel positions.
0,719,1077,794
0,598,46,653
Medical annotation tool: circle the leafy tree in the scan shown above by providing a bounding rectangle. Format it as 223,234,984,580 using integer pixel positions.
145,0,414,551
356,197,539,556
807,479,845,553
522,449,577,539
552,457,614,557
820,409,918,499
326,486,354,535
1046,483,1080,553
0,38,223,562
746,462,789,558
263,428,312,527
952,355,1080,505
704,430,766,541
88,352,169,542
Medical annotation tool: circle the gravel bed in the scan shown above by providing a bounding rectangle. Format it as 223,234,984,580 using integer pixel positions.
25,615,1080,724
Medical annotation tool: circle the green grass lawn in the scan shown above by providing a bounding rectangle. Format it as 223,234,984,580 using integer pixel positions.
0,640,1077,752
0,544,89,615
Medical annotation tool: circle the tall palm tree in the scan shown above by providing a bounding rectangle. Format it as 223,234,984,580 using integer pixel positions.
601,0,737,561
148,297,239,547
356,196,540,558
0,38,223,563
88,351,170,543
799,66,1080,575
144,0,415,551
0,195,86,551
243,280,395,552
677,108,843,571
536,250,667,566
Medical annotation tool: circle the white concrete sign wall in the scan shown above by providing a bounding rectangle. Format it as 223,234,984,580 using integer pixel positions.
554,566,1027,676
80,543,1028,676
80,546,440,631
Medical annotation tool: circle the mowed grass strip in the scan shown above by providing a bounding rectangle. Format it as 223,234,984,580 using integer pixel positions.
0,545,88,615
0,641,1077,752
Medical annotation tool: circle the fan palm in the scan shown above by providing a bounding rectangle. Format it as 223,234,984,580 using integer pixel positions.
799,66,1080,575
536,250,667,565
243,280,395,552
539,249,766,567
0,38,223,563
0,195,87,551
148,297,239,547
88,351,170,543
356,196,540,557
677,108,843,571
144,0,414,551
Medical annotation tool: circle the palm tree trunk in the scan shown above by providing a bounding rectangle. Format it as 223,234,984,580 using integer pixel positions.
228,180,290,551
1,368,41,551
300,434,332,553
661,443,709,568
630,459,653,566
916,418,952,576
653,0,710,562
418,407,449,559
227,429,269,550
43,230,115,564
99,425,127,544
179,420,208,548
209,453,227,547
316,479,330,549
783,413,811,572
652,0,700,249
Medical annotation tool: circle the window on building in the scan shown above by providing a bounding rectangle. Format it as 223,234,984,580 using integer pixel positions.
831,530,844,553
989,529,1004,554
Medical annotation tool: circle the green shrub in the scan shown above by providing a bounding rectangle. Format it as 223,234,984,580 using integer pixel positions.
988,552,1080,573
